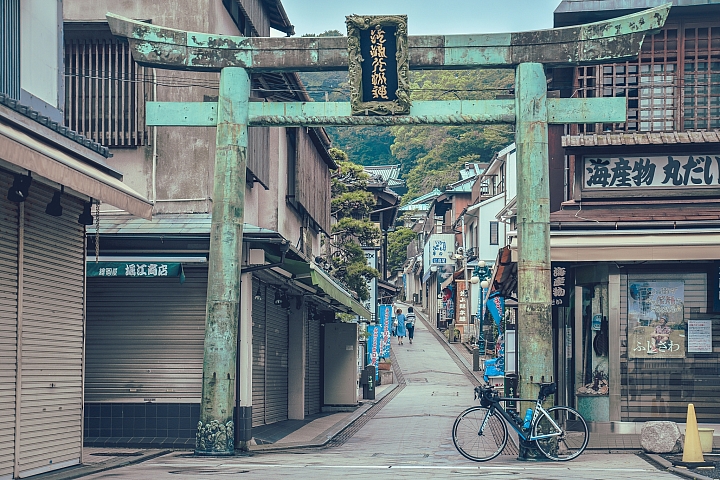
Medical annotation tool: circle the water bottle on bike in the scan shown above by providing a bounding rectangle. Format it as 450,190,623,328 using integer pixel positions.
522,408,533,430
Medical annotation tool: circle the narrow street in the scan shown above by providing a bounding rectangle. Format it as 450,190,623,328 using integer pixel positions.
77,313,680,480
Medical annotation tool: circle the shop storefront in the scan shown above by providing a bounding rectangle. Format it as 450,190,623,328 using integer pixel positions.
545,145,720,424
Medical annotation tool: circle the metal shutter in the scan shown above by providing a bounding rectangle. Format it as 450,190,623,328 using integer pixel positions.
264,298,288,424
305,309,321,416
251,279,266,427
0,173,18,478
85,265,207,401
19,183,84,475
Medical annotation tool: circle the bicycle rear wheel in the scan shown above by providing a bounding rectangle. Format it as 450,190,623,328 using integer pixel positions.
533,406,589,461
452,406,508,462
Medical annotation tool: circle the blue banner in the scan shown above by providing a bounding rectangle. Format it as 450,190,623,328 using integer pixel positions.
487,292,505,331
367,325,381,380
378,304,393,358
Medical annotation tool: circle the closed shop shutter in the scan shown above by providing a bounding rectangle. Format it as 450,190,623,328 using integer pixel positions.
0,173,18,478
264,298,288,424
19,183,85,475
305,310,321,416
251,279,266,427
85,265,207,402
620,272,714,421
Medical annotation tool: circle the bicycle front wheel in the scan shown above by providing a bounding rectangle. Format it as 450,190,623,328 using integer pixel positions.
452,406,508,462
534,406,589,461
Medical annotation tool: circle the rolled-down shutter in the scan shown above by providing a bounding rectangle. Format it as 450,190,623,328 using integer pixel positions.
0,173,18,478
85,265,207,402
251,279,266,427
264,299,288,424
19,183,85,476
305,310,321,416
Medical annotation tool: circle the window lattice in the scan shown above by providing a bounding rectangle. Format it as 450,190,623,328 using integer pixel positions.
683,26,720,131
64,36,148,147
574,28,678,133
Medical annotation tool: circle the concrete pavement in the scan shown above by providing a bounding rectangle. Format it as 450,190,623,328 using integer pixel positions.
32,307,695,480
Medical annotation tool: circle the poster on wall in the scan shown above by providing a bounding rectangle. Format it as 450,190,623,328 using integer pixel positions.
687,320,713,353
628,280,685,358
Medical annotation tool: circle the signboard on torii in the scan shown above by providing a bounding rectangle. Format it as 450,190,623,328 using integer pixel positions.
106,4,670,455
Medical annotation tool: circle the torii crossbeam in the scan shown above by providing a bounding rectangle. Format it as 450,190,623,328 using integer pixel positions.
108,4,670,456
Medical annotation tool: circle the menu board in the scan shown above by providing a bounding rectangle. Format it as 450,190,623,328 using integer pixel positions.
687,320,713,353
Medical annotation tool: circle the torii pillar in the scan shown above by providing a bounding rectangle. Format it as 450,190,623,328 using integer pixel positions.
107,4,670,456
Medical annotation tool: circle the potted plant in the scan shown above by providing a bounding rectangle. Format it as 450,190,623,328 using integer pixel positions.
378,358,392,371
575,367,609,421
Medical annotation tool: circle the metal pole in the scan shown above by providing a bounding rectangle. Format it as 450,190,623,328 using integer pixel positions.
196,67,250,455
515,62,552,460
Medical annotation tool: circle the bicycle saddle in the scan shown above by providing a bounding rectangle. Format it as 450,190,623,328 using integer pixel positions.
538,382,557,401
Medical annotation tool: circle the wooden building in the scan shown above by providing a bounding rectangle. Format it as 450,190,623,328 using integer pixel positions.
63,0,369,449
545,0,720,423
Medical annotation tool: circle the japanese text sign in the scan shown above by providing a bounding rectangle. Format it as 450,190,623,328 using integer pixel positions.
347,15,410,116
551,263,572,307
583,155,720,198
87,261,185,282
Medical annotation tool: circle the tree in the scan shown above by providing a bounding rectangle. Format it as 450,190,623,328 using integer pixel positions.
326,148,381,301
391,70,515,199
387,227,416,274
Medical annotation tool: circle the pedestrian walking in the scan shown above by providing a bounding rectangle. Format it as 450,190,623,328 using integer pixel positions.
395,308,407,345
406,307,415,344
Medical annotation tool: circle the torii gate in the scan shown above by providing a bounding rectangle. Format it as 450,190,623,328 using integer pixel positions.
108,4,669,455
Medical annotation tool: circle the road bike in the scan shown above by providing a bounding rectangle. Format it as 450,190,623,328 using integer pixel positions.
452,382,589,462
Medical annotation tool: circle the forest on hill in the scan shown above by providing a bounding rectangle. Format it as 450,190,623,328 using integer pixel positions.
299,32,515,201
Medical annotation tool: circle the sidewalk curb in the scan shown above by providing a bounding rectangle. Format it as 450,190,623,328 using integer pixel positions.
643,453,717,480
248,383,400,452
32,449,172,480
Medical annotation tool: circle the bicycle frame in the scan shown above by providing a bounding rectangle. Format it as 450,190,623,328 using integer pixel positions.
481,397,563,442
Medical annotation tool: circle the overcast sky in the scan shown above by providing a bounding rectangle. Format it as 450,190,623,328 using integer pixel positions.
280,0,562,37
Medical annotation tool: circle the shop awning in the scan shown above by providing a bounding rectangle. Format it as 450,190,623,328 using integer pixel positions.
264,253,372,320
309,265,372,320
0,121,152,219
510,229,720,262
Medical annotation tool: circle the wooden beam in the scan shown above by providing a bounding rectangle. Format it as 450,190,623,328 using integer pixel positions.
146,98,626,127
107,4,670,72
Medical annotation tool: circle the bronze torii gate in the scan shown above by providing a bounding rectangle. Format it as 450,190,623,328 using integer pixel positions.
108,4,669,455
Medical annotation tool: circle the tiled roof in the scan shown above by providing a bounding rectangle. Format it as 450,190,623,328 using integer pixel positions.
364,164,401,182
562,131,720,148
459,162,485,180
0,92,111,158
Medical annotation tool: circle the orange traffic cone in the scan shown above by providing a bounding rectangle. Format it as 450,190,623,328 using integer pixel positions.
682,403,704,463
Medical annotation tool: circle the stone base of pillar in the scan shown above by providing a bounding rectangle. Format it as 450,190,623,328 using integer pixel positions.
195,419,235,455
517,437,547,461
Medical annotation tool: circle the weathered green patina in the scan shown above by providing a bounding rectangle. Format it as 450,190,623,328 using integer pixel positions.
146,97,626,127
106,4,670,457
195,67,249,455
514,63,553,459
107,5,669,71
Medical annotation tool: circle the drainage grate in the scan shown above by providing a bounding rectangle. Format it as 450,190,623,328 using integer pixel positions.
406,378,428,383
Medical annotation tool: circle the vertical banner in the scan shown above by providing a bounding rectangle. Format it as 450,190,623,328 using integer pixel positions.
551,262,572,307
367,325,380,380
362,248,378,322
456,280,469,324
378,304,393,358
628,280,685,358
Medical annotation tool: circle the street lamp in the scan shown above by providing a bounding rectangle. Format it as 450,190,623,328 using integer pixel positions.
471,260,492,349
